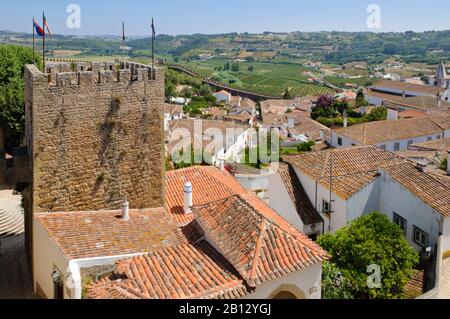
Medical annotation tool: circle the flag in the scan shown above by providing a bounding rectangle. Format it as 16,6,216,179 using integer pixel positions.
151,18,155,36
43,13,53,38
33,19,44,37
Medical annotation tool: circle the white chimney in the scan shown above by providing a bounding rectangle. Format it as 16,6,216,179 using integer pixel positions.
121,199,129,221
218,155,225,171
287,117,295,129
183,182,193,214
447,151,450,176
343,110,348,128
387,107,398,121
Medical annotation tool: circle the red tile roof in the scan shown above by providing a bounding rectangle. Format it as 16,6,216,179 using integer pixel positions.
35,208,182,259
194,194,329,288
283,146,407,199
165,166,248,225
88,241,249,299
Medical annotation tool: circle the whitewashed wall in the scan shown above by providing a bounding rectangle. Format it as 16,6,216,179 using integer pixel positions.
331,132,445,151
33,219,70,299
241,263,323,299
346,178,380,222
291,166,347,233
268,172,306,232
442,218,450,254
378,171,443,251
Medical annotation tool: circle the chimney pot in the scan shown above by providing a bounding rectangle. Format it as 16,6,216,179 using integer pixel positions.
121,199,129,221
183,182,193,214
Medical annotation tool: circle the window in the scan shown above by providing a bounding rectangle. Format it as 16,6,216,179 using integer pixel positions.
413,226,429,247
393,213,407,236
394,142,400,151
436,135,441,140
427,137,432,142
322,200,330,214
337,137,343,146
407,140,413,146
380,145,386,150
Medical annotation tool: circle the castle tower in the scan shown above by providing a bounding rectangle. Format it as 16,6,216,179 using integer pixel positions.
435,59,448,88
23,62,165,259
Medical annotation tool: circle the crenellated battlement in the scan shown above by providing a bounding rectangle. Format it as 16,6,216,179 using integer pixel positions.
27,61,161,88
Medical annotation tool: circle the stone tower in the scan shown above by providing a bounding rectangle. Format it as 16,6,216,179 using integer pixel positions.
23,61,165,258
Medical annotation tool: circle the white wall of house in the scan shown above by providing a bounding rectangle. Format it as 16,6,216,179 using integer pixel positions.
268,173,306,232
442,218,450,254
214,92,231,103
331,132,445,151
377,171,443,251
291,166,347,233
241,263,323,299
346,178,380,222
33,220,70,299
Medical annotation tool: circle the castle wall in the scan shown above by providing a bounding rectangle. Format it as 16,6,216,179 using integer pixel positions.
24,62,165,215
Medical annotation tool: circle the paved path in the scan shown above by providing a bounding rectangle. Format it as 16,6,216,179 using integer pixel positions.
441,257,450,299
0,190,37,299
0,234,37,298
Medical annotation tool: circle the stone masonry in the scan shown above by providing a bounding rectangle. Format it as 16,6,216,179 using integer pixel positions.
24,62,165,260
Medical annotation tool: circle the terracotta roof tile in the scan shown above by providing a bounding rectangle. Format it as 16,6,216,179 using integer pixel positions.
334,118,444,145
193,194,329,288
88,241,249,299
371,80,446,96
381,163,450,218
283,146,407,199
35,208,183,259
165,166,248,225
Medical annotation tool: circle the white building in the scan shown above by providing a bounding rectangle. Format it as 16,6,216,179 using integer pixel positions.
163,103,183,131
213,90,232,103
331,115,450,152
32,166,328,299
167,119,254,167
280,146,450,260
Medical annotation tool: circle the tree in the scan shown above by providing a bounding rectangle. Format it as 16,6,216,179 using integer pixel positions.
439,157,447,171
318,212,419,299
231,62,240,72
248,65,255,72
0,45,42,148
223,62,230,71
321,261,354,299
355,89,369,108
198,84,212,96
296,141,315,152
333,100,350,116
282,88,293,100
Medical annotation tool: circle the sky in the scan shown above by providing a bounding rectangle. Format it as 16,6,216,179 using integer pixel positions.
0,0,449,36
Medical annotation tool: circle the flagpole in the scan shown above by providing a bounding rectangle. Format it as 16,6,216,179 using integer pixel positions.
32,18,35,64
152,18,155,78
42,12,46,71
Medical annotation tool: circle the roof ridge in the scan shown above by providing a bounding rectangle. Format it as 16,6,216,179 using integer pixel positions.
247,221,267,288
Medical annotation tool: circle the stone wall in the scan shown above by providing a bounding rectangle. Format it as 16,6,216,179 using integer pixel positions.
24,62,165,216
0,148,29,190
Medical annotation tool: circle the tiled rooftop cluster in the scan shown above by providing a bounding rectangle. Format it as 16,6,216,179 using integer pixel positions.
283,145,450,218
36,166,328,299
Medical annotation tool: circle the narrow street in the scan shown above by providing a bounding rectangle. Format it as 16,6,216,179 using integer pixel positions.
0,190,36,299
